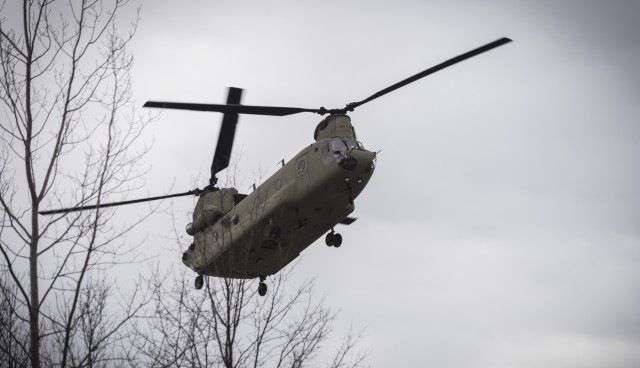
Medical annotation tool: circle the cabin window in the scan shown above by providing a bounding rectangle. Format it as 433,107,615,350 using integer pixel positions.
275,178,282,190
297,159,306,173
254,197,261,208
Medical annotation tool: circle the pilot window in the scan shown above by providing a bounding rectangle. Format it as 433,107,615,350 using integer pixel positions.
330,138,364,151
321,143,333,165
321,143,330,155
344,139,360,149
330,138,347,151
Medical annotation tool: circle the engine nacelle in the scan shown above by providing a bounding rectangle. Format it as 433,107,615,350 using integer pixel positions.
187,187,239,235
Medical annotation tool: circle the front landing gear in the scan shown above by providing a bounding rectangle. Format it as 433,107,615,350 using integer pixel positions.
258,276,267,296
195,275,204,290
325,229,343,248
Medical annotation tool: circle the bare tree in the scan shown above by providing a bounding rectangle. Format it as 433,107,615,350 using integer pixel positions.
0,1,154,367
0,274,30,368
135,263,367,368
1,2,369,367
135,168,367,368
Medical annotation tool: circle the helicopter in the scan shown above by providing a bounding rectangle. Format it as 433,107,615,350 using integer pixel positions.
40,37,512,296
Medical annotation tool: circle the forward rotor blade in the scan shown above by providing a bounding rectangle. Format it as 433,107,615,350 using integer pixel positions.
346,37,513,111
143,101,322,116
145,37,512,117
39,190,200,215
211,87,242,180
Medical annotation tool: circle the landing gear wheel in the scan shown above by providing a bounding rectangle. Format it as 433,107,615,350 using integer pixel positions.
258,282,267,296
333,233,342,247
325,232,335,247
325,231,342,247
195,275,204,290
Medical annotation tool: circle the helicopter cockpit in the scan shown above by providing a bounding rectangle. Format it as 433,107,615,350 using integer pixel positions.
329,137,365,151
321,137,370,171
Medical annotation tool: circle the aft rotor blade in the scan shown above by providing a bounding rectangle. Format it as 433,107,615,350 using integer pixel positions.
211,87,242,180
39,190,200,215
143,101,322,116
346,37,513,111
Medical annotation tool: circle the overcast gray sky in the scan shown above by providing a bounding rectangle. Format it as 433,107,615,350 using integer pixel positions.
114,1,640,366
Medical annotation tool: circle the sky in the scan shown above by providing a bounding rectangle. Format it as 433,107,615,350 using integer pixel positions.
94,0,640,366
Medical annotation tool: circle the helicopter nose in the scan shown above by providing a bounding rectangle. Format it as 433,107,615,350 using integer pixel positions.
341,149,376,174
364,157,376,174
337,153,358,171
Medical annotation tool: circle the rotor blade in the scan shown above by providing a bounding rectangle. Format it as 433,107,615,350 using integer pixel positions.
39,190,200,215
346,37,513,111
145,38,512,117
143,101,322,116
211,87,242,180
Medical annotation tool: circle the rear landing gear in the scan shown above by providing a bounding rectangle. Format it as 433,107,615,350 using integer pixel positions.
258,276,267,296
325,230,342,247
195,275,204,290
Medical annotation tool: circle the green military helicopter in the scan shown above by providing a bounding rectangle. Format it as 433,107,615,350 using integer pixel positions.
41,37,512,296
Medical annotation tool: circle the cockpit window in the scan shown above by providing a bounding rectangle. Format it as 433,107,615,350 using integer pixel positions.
330,137,364,151
346,139,365,149
330,138,347,151
321,143,330,154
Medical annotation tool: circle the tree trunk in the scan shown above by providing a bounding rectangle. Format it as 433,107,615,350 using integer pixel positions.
29,212,40,368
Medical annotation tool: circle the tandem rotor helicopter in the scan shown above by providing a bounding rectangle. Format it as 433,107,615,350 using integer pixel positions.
41,37,512,296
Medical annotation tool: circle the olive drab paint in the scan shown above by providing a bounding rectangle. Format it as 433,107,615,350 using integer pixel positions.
182,115,376,279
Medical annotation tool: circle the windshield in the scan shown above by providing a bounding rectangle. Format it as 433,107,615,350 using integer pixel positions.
330,138,347,151
345,139,365,150
330,138,364,151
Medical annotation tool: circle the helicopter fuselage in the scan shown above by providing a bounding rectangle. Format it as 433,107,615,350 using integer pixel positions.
182,114,376,279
